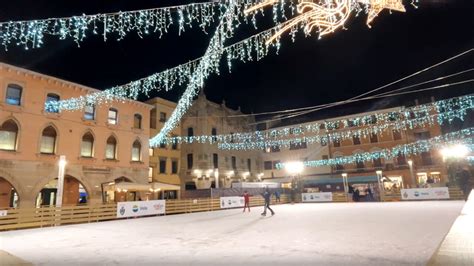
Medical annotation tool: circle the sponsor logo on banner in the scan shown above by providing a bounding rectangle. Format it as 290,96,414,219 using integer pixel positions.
401,187,450,200
117,200,166,218
220,197,245,209
0,210,7,217
302,192,333,202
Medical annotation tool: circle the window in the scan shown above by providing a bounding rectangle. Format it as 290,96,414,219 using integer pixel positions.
270,146,280,152
356,161,365,170
148,167,153,182
392,130,402,141
108,108,118,125
5,84,22,106
159,158,167,174
159,112,167,122
45,93,60,113
333,139,340,147
213,153,218,169
134,114,142,129
172,160,178,174
370,133,378,143
187,154,193,169
421,152,433,165
105,136,117,159
352,136,361,145
150,109,157,129
171,140,178,150
84,104,95,120
231,156,237,170
187,127,194,137
132,140,141,161
159,142,166,149
414,131,430,140
373,158,383,168
264,161,273,170
397,153,407,165
322,155,329,160
40,126,57,154
211,128,217,142
290,141,307,150
230,133,235,143
81,132,94,157
335,156,343,171
149,148,154,156
247,159,251,172
0,120,18,151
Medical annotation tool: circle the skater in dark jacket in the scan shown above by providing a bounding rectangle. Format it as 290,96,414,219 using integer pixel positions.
261,189,275,216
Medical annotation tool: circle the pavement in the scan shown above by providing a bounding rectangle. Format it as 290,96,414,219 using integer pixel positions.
0,250,31,266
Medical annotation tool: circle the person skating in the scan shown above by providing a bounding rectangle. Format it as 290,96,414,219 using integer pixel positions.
242,191,251,212
274,190,281,203
261,189,275,216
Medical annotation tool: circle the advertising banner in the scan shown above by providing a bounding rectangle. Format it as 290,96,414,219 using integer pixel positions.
220,196,245,209
401,187,450,200
302,192,333,202
117,200,166,218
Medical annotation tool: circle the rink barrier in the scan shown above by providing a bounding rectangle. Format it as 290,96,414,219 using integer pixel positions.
0,195,290,231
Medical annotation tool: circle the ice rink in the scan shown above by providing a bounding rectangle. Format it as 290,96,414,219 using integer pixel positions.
0,201,464,266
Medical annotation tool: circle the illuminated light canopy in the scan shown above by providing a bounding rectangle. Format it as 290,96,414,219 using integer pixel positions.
275,128,474,169
362,0,406,27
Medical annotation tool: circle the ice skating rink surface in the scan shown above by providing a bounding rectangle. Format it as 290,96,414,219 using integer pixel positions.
0,201,464,266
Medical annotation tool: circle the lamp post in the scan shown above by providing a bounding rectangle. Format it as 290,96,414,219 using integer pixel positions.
214,168,219,189
342,173,348,201
407,160,415,188
376,170,383,202
56,155,67,208
285,161,304,203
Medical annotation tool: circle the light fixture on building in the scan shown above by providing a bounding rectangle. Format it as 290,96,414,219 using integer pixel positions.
441,144,469,159
284,161,304,175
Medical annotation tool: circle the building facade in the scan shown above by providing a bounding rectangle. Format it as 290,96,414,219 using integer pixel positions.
179,92,263,190
146,97,181,199
0,63,153,208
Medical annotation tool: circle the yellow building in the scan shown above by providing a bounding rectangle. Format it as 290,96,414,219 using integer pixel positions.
146,97,181,199
0,62,153,208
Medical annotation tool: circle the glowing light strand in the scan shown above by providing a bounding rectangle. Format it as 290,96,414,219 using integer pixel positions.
276,127,474,169
161,95,474,148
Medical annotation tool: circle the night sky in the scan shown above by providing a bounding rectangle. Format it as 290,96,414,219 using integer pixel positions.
0,0,472,123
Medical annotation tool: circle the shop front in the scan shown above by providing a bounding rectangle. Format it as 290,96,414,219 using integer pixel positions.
149,182,181,200
103,182,151,203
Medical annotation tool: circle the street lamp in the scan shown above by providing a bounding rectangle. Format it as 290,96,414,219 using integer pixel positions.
407,159,416,188
376,170,383,201
285,161,304,203
56,155,67,208
342,173,348,201
214,169,219,189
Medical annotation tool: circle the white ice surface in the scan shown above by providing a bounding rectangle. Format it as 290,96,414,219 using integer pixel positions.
0,201,464,266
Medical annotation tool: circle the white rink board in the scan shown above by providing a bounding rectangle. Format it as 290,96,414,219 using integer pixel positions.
302,192,333,202
401,187,450,200
220,196,245,208
117,200,165,218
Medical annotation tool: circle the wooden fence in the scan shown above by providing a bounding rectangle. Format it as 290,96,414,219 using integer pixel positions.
0,195,290,231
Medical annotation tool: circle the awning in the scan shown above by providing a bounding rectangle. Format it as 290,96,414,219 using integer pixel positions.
151,182,181,191
105,182,151,191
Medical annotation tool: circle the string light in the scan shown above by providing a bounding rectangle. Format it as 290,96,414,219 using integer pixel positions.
276,128,474,169
0,2,225,50
160,95,474,149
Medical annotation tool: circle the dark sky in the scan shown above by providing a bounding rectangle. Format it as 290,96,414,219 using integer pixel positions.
0,0,473,121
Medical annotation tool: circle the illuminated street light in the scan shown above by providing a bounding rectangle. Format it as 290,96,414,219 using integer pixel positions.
284,161,304,175
376,170,383,201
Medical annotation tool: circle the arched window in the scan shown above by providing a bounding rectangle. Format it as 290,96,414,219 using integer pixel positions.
81,132,94,157
5,84,22,106
0,120,19,151
108,108,118,125
132,140,142,161
45,93,60,113
105,136,117,159
134,114,142,129
40,126,57,154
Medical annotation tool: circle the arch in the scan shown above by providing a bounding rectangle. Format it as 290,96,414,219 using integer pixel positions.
0,119,20,151
352,149,365,155
0,176,20,208
34,175,92,207
80,130,95,157
40,125,58,154
133,113,142,129
105,135,118,159
115,176,133,183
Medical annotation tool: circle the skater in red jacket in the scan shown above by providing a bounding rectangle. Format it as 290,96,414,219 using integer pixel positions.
242,191,251,212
